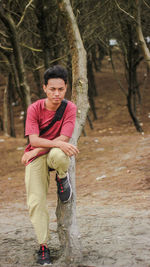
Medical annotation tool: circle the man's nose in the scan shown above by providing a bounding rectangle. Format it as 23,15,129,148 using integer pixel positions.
55,89,59,95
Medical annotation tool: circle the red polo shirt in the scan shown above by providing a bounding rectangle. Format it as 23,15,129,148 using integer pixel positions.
24,99,77,162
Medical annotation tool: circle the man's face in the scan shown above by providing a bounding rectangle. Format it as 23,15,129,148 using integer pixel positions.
43,78,67,105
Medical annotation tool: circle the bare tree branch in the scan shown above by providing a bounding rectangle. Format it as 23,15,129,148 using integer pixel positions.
0,43,12,52
114,0,136,21
35,55,68,70
26,28,40,38
17,0,34,28
0,30,9,38
4,7,20,19
143,0,150,9
20,43,42,52
0,60,9,63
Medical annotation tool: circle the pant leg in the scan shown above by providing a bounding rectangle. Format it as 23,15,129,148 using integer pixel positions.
47,148,70,178
25,154,50,244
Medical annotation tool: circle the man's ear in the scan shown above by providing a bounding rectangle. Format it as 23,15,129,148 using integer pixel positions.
43,84,46,93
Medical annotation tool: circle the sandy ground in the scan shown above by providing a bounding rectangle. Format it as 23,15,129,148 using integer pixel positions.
1,67,150,266
1,133,150,267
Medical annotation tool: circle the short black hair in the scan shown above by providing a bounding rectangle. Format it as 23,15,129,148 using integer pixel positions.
44,65,68,85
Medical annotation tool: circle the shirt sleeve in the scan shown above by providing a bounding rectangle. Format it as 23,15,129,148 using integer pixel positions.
60,102,77,138
25,104,40,136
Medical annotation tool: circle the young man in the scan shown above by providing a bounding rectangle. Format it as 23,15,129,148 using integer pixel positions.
21,65,79,265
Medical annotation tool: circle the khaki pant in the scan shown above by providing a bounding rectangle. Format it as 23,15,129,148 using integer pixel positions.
25,148,70,244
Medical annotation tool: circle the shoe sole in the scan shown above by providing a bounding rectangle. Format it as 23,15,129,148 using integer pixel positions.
37,261,51,266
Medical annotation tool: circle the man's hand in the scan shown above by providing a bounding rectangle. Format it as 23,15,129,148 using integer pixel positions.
21,150,37,165
55,140,79,157
21,148,49,165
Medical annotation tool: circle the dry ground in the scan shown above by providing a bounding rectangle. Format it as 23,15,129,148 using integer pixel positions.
1,60,150,266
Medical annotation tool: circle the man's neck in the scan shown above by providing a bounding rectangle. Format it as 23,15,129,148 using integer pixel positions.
45,98,61,111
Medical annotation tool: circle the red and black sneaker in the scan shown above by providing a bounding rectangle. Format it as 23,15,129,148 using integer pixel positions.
37,245,51,265
56,173,72,203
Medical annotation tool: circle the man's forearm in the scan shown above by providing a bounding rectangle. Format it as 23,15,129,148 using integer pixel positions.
30,134,70,148
30,135,69,154
53,135,70,143
29,134,79,157
30,135,59,148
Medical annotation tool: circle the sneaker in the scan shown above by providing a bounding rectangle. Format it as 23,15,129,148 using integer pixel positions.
37,245,51,265
56,173,72,203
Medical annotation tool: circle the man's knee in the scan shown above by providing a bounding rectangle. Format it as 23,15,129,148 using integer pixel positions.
47,147,70,168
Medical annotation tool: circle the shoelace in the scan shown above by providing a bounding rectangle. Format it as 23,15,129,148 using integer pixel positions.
41,246,45,260
57,177,64,193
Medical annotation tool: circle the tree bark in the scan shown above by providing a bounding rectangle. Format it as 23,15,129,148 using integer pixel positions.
126,23,143,133
0,7,31,112
3,80,9,136
87,56,97,120
35,0,50,69
0,116,3,131
9,53,24,103
56,0,89,265
136,0,150,69
7,73,16,137
33,69,43,98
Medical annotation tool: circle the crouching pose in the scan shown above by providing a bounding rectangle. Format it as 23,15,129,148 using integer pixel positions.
21,65,79,265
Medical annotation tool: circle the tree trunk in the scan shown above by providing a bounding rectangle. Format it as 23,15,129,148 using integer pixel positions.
87,55,97,120
7,73,16,137
0,7,31,112
56,0,89,265
0,116,3,131
35,0,51,69
9,53,24,104
33,69,43,98
3,81,9,136
136,0,150,69
127,23,143,133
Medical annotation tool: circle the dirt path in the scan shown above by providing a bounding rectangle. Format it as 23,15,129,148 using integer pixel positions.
1,132,150,267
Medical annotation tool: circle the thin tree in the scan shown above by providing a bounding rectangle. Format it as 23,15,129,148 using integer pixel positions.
3,78,9,136
136,0,150,69
108,0,146,132
0,3,31,118
56,0,89,264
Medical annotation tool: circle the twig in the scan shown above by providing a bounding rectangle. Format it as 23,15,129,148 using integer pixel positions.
143,0,150,9
114,0,136,21
34,55,68,70
20,43,42,52
0,43,12,52
0,30,9,38
17,0,34,28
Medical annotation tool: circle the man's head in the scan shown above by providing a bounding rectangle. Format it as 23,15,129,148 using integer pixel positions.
44,65,68,85
43,65,68,107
